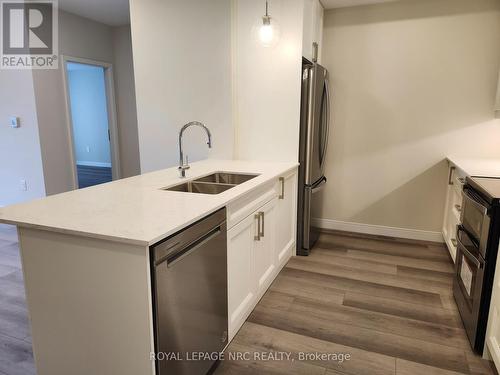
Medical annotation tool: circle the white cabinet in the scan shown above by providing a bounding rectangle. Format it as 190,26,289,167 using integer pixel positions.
275,171,298,268
227,212,257,340
442,163,465,262
227,169,297,341
486,241,500,362
303,0,324,62
227,197,278,341
254,198,278,296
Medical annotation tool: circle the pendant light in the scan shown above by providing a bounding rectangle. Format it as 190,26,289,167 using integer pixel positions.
254,0,280,47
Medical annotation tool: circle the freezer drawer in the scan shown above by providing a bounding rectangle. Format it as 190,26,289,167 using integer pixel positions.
302,177,327,250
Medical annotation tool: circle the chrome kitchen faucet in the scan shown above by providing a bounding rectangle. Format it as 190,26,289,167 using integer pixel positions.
178,121,212,178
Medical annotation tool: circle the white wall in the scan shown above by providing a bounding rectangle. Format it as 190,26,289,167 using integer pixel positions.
316,0,500,233
112,26,141,178
67,64,111,166
0,71,46,206
33,12,140,194
233,0,303,162
130,0,233,173
33,11,115,194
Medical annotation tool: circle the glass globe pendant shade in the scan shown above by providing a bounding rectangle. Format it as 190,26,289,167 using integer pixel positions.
252,2,280,47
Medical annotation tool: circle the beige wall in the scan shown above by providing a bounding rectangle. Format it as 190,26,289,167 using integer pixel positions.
130,0,234,173
112,26,141,178
317,0,500,233
233,0,303,162
0,71,46,206
33,11,140,195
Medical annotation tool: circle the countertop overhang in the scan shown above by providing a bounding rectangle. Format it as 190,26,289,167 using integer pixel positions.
0,160,298,246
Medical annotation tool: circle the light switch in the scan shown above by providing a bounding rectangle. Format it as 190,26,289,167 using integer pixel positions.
9,116,20,128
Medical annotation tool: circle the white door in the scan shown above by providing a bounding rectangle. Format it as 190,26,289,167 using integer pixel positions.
276,172,297,268
227,212,258,340
254,198,278,296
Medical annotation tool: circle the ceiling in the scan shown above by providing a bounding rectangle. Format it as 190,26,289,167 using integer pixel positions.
321,0,400,9
58,0,130,26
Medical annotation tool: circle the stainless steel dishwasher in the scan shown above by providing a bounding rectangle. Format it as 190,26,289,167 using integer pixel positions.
151,208,228,375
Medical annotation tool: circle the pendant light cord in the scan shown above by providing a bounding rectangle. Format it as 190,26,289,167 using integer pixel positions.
265,1,269,17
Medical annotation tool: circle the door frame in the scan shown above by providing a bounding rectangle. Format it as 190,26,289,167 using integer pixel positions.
61,55,121,189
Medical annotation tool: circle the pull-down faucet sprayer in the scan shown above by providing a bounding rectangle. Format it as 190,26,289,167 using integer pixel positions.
178,121,212,178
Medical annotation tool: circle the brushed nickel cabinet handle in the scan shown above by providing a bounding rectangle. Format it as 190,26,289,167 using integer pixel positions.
254,214,261,241
279,177,285,199
260,212,265,238
448,166,455,185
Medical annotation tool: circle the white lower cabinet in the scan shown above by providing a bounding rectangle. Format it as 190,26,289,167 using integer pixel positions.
227,170,297,341
227,213,256,341
486,242,500,363
275,171,297,268
227,198,279,341
442,164,465,262
254,198,278,296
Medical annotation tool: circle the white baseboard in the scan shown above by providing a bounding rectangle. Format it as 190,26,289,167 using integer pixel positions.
76,161,112,168
312,218,444,243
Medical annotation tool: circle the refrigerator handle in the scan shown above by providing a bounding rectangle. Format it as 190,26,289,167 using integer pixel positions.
312,177,327,194
323,76,331,163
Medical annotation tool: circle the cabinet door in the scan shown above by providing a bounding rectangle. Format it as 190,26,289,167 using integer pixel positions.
276,172,297,268
302,0,324,62
254,198,278,297
312,0,324,63
302,0,314,61
486,241,500,368
227,213,258,340
442,165,464,263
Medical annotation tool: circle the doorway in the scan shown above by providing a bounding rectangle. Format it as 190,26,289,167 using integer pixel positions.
62,56,120,189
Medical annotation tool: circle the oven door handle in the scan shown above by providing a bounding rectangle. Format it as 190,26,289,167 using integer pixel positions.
456,235,484,269
462,188,489,216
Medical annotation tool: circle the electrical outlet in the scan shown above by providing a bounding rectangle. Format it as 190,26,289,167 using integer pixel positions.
20,179,27,191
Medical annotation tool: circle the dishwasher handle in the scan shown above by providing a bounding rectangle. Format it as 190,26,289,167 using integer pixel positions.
156,226,222,267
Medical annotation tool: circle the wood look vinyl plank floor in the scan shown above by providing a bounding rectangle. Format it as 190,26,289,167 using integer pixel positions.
215,231,497,375
0,225,35,375
0,225,496,375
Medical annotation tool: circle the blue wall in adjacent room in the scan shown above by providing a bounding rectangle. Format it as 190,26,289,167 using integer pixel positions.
67,62,111,167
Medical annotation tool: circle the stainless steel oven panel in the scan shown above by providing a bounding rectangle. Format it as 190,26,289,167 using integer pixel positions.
461,188,491,258
453,227,485,349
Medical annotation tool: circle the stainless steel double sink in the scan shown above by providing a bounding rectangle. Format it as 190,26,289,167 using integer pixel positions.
162,172,259,195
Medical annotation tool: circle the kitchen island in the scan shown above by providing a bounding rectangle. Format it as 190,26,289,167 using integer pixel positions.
0,159,298,375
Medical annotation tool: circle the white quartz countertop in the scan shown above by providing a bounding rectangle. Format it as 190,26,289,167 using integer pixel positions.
447,156,500,177
0,160,298,246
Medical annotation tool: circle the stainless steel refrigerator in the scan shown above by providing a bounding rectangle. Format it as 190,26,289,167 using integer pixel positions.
297,60,330,256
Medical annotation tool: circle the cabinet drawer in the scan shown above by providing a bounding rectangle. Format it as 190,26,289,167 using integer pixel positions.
227,180,278,229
